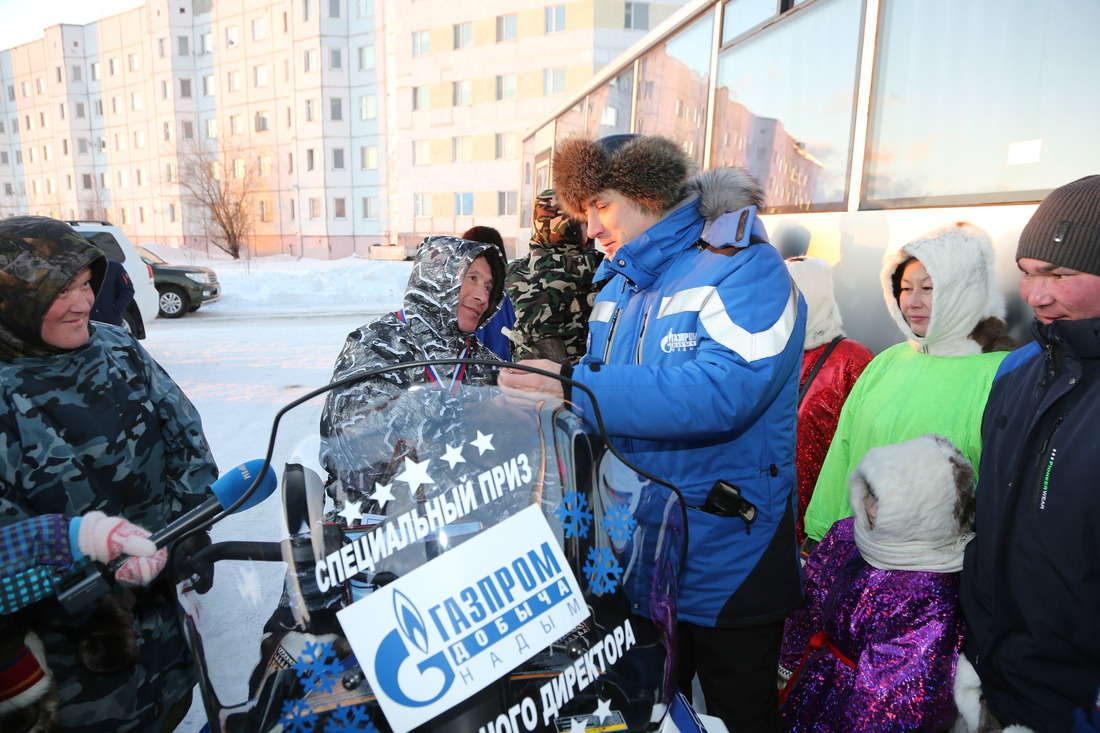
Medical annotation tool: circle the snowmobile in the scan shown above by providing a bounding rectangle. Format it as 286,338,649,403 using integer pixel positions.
172,360,716,733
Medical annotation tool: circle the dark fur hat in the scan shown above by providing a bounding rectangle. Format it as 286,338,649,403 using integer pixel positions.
552,135,693,221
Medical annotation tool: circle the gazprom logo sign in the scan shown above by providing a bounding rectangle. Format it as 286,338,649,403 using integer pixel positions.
338,506,589,733
660,328,697,353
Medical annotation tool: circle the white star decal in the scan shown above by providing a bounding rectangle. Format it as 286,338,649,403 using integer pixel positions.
394,457,435,494
568,717,588,733
441,443,466,470
593,698,612,723
372,482,395,509
471,431,495,455
337,499,364,525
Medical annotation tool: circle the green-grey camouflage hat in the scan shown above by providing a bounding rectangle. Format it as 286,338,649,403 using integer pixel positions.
0,216,106,358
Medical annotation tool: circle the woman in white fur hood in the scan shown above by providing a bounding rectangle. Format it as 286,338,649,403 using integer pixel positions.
801,222,1017,547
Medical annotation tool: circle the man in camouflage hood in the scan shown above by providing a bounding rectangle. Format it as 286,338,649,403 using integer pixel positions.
505,189,603,363
0,216,218,732
320,236,506,513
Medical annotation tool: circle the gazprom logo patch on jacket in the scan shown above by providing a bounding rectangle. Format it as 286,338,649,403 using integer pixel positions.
661,327,697,353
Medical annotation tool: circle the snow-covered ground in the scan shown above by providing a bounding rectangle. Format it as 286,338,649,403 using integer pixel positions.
137,250,413,730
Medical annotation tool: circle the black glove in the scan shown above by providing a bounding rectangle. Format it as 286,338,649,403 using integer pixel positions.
170,530,214,594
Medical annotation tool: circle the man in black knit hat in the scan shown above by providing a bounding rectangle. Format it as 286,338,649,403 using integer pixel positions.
960,175,1100,732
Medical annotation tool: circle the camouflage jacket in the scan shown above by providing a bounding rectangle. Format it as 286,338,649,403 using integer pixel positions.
0,218,217,732
505,191,603,363
319,236,506,514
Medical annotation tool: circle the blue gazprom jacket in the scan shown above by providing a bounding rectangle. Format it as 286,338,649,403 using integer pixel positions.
570,180,807,628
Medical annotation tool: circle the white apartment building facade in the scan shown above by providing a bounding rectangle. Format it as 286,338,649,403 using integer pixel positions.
0,0,687,258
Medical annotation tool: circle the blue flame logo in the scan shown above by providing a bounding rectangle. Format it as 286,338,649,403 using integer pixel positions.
394,589,429,654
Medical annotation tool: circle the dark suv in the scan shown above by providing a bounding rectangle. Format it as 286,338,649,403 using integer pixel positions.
135,246,221,318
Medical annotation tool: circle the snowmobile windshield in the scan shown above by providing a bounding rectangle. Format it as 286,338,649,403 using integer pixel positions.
179,361,684,733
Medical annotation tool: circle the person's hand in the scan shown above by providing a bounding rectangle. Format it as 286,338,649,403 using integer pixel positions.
498,359,565,398
77,511,167,587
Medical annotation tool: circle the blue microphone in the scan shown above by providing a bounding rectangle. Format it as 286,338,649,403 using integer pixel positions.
147,459,278,549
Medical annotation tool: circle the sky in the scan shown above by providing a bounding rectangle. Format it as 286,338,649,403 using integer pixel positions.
0,0,142,52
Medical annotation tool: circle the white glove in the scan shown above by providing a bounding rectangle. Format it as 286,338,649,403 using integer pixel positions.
76,511,167,587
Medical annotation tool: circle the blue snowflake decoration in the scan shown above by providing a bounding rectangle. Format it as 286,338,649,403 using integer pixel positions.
583,547,623,595
604,503,636,542
295,640,341,695
282,699,319,733
556,491,593,538
324,704,378,732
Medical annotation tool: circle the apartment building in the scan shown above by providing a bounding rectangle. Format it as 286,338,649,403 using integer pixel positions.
0,0,688,258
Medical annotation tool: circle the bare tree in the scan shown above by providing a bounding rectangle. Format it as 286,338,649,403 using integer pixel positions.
175,137,257,259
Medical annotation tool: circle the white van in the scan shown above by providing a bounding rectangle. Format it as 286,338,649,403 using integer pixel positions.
68,221,159,339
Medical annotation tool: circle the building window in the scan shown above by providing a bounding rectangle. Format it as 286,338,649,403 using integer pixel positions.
498,191,518,216
307,149,318,170
234,158,247,178
357,0,373,17
71,65,82,82
182,121,193,139
253,65,268,87
78,138,89,154
259,200,271,222
305,49,317,72
229,114,242,134
330,48,342,69
543,67,566,95
255,111,269,131
412,30,430,56
259,155,272,176
334,198,346,218
495,74,516,100
412,86,430,110
329,0,340,17
452,80,472,106
362,196,378,220
453,22,471,49
360,145,378,169
310,198,321,219
330,97,343,120
203,74,216,96
358,45,375,71
545,5,566,33
205,118,218,138
412,140,430,165
624,2,649,30
306,99,316,121
496,14,517,42
158,38,166,57
454,192,473,216
137,168,146,186
75,102,85,118
495,133,517,159
131,92,142,110
333,148,345,170
168,204,177,223
128,52,141,72
252,18,266,41
108,59,119,76
227,70,241,91
414,193,432,217
201,32,213,54
359,94,377,119
178,36,189,56
452,136,472,163
134,130,145,148
226,26,239,47
164,121,172,141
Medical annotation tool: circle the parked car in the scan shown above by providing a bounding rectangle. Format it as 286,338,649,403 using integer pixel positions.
68,221,158,338
135,246,221,318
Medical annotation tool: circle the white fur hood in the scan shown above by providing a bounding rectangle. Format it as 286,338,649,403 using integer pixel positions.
786,256,844,349
880,222,1005,357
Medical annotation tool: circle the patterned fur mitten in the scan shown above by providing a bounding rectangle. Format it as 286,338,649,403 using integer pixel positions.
76,511,167,587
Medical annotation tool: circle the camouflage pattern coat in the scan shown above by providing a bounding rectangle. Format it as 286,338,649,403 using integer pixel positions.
0,217,217,732
505,190,604,363
319,236,506,514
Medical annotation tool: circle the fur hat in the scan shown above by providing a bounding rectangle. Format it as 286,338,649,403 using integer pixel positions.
1017,174,1100,276
552,135,694,221
786,256,844,349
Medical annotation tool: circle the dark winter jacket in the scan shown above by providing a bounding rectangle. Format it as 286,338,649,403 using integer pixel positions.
961,316,1100,732
505,189,604,364
0,217,217,732
319,236,507,512
90,259,135,327
570,169,807,627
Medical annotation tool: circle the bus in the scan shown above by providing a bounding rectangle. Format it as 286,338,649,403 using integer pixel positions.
519,0,1100,352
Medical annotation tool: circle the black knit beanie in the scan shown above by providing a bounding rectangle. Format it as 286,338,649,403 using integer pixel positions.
1017,175,1100,276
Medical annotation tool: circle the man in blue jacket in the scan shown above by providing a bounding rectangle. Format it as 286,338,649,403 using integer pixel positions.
500,134,806,732
960,175,1100,732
